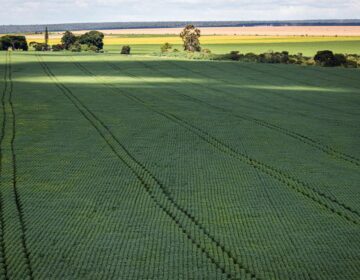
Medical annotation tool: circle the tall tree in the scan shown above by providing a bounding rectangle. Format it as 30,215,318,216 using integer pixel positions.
180,25,201,52
45,26,49,48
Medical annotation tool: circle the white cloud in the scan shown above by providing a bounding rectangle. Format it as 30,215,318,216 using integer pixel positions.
1,0,359,25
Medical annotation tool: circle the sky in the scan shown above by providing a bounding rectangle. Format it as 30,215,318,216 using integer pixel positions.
1,0,359,25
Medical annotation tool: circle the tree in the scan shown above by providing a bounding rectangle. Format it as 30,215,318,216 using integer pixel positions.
121,45,131,54
78,31,104,50
0,35,28,51
180,25,201,52
314,50,346,67
61,31,77,50
45,26,49,48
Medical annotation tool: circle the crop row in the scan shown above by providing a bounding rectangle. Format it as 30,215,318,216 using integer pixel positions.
37,55,259,280
158,59,360,167
96,58,359,225
0,52,33,280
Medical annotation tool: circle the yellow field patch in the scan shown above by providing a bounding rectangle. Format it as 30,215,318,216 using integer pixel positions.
25,35,360,46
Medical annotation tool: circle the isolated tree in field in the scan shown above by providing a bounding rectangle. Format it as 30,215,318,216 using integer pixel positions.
61,31,77,50
180,25,201,52
121,45,131,54
45,26,49,48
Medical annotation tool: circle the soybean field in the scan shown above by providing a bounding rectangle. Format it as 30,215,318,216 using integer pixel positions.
0,52,359,279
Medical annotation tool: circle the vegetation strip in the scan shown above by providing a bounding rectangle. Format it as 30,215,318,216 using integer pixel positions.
37,55,259,280
149,59,360,167
84,58,359,225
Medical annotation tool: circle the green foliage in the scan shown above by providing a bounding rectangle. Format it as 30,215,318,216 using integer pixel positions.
160,42,172,53
31,42,49,51
121,45,131,54
51,44,64,51
61,31,77,50
70,42,81,52
78,30,104,50
180,24,201,52
0,35,28,51
45,26,49,47
2,52,359,279
314,50,347,67
229,51,241,61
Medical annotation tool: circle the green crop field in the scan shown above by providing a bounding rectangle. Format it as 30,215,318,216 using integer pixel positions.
0,51,359,279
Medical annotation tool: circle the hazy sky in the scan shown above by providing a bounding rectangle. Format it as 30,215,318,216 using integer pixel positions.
2,0,359,25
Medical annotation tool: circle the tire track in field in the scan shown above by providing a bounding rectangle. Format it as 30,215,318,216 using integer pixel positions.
37,55,259,280
237,62,360,116
75,58,359,225
154,59,360,167
107,59,360,220
0,53,33,279
0,52,9,280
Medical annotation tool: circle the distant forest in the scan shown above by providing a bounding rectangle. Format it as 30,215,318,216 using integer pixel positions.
1,20,360,34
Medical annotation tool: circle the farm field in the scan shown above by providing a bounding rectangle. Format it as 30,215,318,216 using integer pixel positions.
24,34,360,55
1,51,360,279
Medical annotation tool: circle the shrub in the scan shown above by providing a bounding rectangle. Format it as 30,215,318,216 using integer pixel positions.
161,42,172,53
70,42,81,52
244,53,258,62
121,45,131,54
202,48,211,54
32,42,48,51
51,44,64,51
229,51,241,61
314,50,346,67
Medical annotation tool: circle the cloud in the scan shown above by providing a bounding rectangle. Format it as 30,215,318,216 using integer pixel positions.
1,0,359,25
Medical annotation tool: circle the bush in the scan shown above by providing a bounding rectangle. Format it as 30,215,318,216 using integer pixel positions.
32,42,48,51
314,50,346,67
202,48,211,54
229,51,241,61
70,42,81,52
51,44,64,51
161,42,172,53
258,51,289,64
121,45,131,55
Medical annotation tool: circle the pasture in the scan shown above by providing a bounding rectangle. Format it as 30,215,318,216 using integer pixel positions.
0,51,359,279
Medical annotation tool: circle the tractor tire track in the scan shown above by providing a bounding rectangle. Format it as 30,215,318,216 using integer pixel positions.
8,52,34,280
0,52,9,280
107,60,360,220
37,55,259,280
148,59,360,167
75,58,359,225
0,52,33,279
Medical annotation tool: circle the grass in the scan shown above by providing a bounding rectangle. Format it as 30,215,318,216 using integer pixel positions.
26,34,360,55
0,51,359,279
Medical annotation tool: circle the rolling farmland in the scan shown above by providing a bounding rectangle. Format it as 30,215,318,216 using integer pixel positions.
0,51,360,279
23,34,360,55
